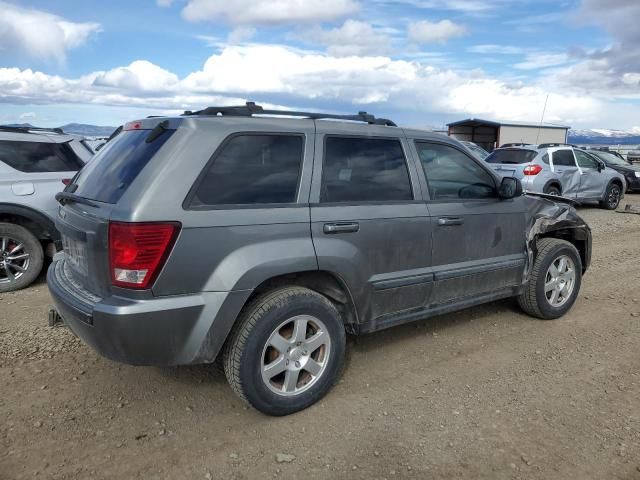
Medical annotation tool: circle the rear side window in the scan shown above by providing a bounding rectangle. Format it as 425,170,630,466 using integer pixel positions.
0,140,84,173
190,134,303,207
321,137,413,203
486,149,537,164
71,129,174,204
552,150,576,167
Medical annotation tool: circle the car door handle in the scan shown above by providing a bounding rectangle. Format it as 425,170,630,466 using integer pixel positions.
323,222,360,234
438,217,464,226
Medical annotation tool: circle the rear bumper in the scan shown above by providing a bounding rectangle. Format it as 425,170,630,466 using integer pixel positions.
624,176,640,191
47,259,251,366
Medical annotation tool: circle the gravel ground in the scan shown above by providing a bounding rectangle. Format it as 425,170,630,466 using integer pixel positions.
1,196,640,480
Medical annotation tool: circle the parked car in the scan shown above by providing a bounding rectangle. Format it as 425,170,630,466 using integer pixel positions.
627,149,640,164
485,144,626,210
0,126,93,292
587,150,640,193
460,140,489,160
48,103,591,416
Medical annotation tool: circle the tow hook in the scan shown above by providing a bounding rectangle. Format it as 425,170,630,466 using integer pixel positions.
48,309,65,328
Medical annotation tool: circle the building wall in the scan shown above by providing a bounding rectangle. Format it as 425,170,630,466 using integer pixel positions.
499,126,567,146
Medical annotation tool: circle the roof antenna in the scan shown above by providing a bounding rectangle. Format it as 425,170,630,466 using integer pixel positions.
535,94,550,145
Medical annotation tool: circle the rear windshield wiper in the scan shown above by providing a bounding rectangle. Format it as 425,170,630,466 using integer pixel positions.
145,120,169,143
55,192,100,208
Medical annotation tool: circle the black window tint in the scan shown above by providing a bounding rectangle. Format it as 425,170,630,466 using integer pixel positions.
552,150,576,167
321,137,413,203
416,142,497,200
72,129,174,204
486,149,537,164
191,134,303,206
0,140,83,173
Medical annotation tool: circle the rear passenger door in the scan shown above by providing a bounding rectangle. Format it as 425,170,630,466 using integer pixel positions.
411,140,528,306
310,124,432,328
549,148,580,198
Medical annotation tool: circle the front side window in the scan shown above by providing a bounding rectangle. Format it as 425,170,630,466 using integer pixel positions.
575,151,599,169
191,134,303,207
416,142,496,200
321,137,413,203
0,140,84,173
552,150,576,167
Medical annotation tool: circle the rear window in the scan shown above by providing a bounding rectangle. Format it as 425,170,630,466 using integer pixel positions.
0,140,84,173
189,134,303,207
486,149,537,164
71,129,174,204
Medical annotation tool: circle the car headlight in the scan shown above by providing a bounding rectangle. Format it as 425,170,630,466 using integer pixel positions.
635,171,640,178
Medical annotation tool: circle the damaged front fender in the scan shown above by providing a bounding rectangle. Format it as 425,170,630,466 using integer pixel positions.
523,194,592,283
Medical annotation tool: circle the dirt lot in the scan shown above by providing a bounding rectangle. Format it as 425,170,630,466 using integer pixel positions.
2,196,640,480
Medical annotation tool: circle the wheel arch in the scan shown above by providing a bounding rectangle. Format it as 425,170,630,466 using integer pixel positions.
543,179,562,194
0,203,59,242
245,270,359,332
535,228,589,274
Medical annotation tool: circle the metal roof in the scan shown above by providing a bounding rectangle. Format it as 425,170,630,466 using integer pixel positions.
447,118,570,130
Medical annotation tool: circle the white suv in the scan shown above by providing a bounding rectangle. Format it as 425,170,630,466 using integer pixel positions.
0,126,93,292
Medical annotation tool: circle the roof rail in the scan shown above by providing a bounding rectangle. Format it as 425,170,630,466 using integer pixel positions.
500,143,534,148
538,143,578,148
0,125,65,135
182,101,397,127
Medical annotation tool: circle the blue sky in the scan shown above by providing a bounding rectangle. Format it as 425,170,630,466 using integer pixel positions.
1,0,638,131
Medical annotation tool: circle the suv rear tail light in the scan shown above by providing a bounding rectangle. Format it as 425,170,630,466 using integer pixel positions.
108,222,180,289
523,165,543,176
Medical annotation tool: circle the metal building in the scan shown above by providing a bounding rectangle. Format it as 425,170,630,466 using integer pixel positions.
447,118,570,152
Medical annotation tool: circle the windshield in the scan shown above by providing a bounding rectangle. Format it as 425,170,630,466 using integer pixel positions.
70,128,175,204
592,151,631,166
463,142,489,160
486,149,537,164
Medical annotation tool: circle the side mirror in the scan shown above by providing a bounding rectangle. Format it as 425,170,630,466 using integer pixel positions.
597,161,605,172
498,176,523,199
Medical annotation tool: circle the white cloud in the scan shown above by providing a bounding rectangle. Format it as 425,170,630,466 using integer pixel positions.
303,20,393,57
0,2,100,63
1,45,637,129
227,27,256,44
408,19,467,44
181,0,359,25
514,53,569,70
468,44,524,55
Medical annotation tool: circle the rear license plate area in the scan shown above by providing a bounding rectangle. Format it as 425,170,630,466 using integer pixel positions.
62,236,88,276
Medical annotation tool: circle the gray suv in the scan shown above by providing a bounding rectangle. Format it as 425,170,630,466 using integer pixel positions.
0,126,92,292
48,104,592,416
486,144,626,209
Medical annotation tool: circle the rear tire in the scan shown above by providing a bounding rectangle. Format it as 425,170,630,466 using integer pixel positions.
544,185,561,196
0,223,44,293
599,183,622,210
518,238,582,320
223,286,346,416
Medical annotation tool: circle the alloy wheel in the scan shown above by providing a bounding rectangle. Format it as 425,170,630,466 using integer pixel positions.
544,255,576,308
261,315,332,396
0,236,31,285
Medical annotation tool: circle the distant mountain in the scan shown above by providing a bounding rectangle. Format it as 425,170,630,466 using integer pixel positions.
3,122,116,137
568,128,640,146
58,123,117,137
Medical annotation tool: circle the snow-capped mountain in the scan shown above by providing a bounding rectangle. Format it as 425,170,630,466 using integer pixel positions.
568,128,640,145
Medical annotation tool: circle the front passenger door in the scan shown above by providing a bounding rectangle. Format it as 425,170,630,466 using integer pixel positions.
413,141,528,306
549,149,580,198
575,150,605,199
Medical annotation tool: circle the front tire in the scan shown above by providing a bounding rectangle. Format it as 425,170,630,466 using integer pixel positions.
223,286,346,416
600,183,622,210
0,223,44,293
518,238,582,320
